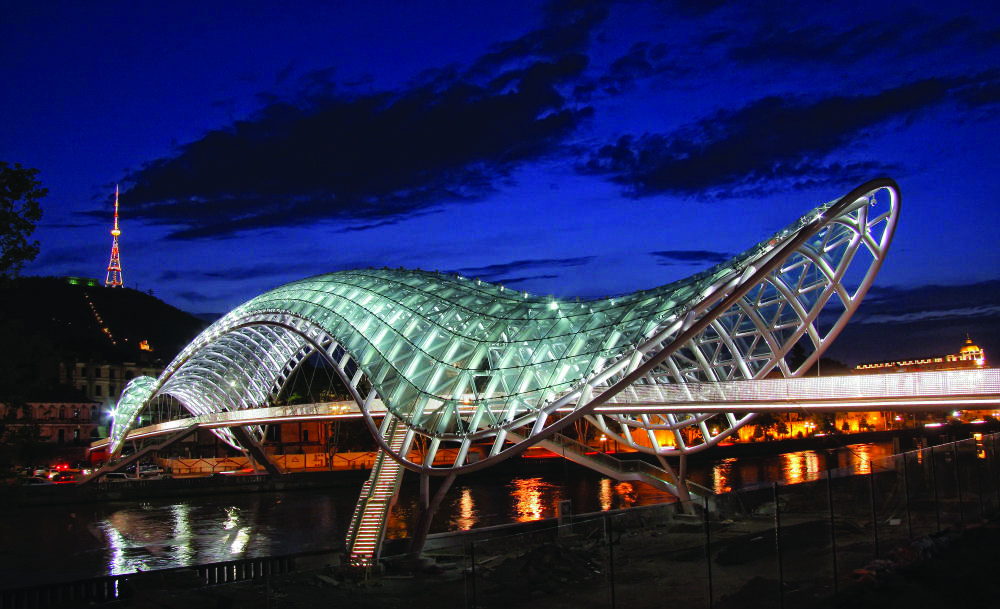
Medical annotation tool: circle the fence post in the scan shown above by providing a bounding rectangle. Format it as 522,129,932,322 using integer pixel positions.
930,445,941,533
468,540,477,609
902,451,912,539
605,513,616,609
976,444,985,520
993,433,1000,509
773,482,784,609
869,469,879,559
952,440,964,529
704,495,713,609
826,466,838,594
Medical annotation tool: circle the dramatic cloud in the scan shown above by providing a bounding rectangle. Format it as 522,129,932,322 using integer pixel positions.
455,256,595,282
711,8,995,69
117,6,606,240
856,281,1000,323
492,274,560,285
578,76,989,197
158,260,352,283
650,249,731,265
598,42,688,95
177,290,211,303
824,281,1000,364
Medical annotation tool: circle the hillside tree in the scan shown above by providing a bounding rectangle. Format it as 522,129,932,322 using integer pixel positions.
1,161,46,279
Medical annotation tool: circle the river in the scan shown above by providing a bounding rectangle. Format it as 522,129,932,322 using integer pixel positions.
0,441,893,589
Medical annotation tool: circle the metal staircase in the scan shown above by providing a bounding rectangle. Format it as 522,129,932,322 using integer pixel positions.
344,418,408,568
509,430,709,502
82,420,199,485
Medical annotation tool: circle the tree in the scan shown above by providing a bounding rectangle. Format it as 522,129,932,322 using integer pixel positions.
751,412,788,440
0,161,46,279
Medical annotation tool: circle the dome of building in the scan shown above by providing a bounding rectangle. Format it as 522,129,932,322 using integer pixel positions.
961,334,981,354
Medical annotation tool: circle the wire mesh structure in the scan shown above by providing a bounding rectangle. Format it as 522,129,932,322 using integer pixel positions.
109,178,899,473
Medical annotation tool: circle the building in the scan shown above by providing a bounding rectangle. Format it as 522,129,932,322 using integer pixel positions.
60,359,163,421
854,335,987,374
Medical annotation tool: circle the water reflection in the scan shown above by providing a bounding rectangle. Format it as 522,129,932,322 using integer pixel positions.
781,450,820,484
510,477,562,522
694,442,895,490
230,528,250,554
454,488,477,531
614,482,637,508
170,504,193,564
713,458,736,494
1,441,902,588
852,444,872,474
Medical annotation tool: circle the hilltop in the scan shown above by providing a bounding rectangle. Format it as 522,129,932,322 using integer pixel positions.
0,276,207,363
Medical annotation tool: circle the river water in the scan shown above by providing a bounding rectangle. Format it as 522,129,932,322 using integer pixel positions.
0,441,892,588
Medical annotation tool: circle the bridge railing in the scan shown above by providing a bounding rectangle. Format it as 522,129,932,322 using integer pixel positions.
594,367,1000,407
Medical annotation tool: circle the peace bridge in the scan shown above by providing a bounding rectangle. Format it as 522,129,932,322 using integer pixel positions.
90,177,1000,566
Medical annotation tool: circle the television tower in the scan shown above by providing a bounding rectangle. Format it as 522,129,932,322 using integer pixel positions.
105,185,123,287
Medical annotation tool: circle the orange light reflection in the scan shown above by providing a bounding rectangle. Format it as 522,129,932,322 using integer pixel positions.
511,477,562,523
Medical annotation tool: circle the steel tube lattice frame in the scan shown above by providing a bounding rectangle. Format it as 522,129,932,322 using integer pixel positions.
109,179,899,475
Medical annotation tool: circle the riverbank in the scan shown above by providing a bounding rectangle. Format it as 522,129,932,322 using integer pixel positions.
2,422,989,509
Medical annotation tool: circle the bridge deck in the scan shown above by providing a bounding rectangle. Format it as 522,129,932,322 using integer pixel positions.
93,368,1000,450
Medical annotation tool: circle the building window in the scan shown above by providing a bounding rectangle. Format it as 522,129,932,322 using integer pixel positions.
110,369,116,380
95,369,101,378
95,385,102,397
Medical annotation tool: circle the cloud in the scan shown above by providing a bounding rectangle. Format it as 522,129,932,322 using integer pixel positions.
824,280,1000,365
177,290,211,303
337,208,444,233
713,9,995,69
598,42,689,95
115,7,605,241
650,249,731,265
855,281,1000,323
493,274,561,285
455,255,595,282
577,76,987,197
158,260,343,283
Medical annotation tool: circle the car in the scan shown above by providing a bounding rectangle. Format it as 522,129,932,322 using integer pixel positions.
138,465,165,479
103,472,130,482
21,476,54,486
50,470,82,484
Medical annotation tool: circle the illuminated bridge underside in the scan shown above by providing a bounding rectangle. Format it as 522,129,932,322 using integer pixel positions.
110,178,900,474
95,369,1000,451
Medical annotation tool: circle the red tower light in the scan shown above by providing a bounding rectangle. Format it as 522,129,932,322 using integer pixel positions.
105,185,123,287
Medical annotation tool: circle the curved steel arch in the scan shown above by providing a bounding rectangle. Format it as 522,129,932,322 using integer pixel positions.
111,178,900,474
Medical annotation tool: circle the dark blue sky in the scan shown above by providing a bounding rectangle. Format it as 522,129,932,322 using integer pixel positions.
3,1,999,362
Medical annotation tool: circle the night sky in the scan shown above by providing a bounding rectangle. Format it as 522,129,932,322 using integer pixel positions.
3,1,999,364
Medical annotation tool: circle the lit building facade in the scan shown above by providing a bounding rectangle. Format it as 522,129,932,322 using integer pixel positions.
854,335,987,374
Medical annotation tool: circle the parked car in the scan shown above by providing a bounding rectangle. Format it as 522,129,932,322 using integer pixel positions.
138,465,165,479
103,472,130,482
21,476,54,486
51,470,82,484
